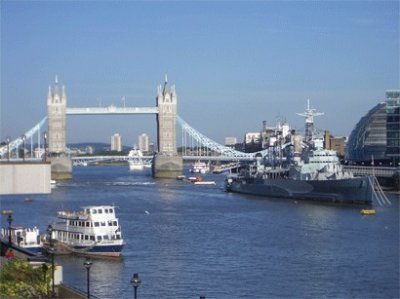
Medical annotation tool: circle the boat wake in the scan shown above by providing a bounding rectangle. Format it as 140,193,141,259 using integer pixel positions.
109,182,156,186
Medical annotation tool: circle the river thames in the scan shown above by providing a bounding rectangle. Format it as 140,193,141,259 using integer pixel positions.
1,166,399,298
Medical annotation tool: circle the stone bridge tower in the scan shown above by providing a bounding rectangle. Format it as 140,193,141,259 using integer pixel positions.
47,75,72,179
153,75,183,178
47,75,67,154
156,75,177,155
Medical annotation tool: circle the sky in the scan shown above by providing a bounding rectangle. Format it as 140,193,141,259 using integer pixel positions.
1,1,399,147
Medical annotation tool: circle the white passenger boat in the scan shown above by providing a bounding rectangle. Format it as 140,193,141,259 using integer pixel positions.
1,226,43,254
128,147,151,170
190,161,210,174
46,205,124,257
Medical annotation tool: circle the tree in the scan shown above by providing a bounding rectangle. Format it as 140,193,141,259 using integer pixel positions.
0,258,51,298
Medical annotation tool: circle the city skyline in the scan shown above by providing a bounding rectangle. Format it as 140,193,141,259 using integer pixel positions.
1,1,398,146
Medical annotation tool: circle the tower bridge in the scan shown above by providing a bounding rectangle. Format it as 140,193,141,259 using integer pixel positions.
45,74,182,178
1,75,259,179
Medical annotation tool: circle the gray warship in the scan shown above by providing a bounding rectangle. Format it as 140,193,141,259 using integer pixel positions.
225,144,374,205
225,101,374,205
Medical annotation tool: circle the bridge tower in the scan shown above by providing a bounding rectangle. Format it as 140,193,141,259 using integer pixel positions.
156,75,177,155
153,75,183,178
47,75,72,179
47,75,67,153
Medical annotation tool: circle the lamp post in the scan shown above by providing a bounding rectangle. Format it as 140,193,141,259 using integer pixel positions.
6,136,11,162
43,132,47,162
6,212,13,245
21,134,26,161
42,263,49,296
83,258,93,298
130,273,141,299
47,224,55,297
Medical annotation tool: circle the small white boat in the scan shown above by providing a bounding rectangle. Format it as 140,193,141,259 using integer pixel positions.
45,205,124,257
188,176,216,185
1,226,43,254
50,180,57,188
190,161,210,174
194,181,216,185
188,176,199,182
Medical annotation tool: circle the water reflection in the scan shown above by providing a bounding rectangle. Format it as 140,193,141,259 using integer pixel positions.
58,255,125,297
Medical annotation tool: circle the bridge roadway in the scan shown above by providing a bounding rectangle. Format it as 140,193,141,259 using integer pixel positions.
71,155,254,164
66,106,159,115
71,158,400,174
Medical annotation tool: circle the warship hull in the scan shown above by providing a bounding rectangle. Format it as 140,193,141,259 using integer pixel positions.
226,176,373,205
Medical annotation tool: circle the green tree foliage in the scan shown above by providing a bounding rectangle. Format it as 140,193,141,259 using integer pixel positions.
0,258,51,298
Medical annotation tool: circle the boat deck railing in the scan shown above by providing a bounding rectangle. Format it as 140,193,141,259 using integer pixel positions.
57,211,89,220
344,165,398,178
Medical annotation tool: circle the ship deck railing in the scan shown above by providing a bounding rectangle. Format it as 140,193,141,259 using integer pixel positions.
57,211,89,220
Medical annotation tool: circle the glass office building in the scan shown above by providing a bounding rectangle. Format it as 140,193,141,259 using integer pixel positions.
346,90,400,165
385,90,400,163
346,103,387,163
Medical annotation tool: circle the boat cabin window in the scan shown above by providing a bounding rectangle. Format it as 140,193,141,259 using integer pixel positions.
90,236,95,241
98,209,103,214
86,222,90,227
109,208,113,213
113,221,117,226
116,235,121,240
92,209,97,214
86,209,90,214
94,222,99,227
108,221,113,226
84,235,89,240
105,209,109,213
103,235,109,240
97,236,102,241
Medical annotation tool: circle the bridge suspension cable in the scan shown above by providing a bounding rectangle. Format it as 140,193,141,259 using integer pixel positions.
0,117,47,158
177,115,259,159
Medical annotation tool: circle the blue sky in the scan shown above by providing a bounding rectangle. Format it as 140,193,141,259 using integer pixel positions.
1,1,398,146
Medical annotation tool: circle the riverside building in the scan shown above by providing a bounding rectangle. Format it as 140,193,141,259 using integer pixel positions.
346,90,400,165
111,133,122,152
385,90,400,164
138,133,150,154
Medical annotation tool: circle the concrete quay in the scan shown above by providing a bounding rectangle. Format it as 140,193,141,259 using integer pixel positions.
0,162,51,195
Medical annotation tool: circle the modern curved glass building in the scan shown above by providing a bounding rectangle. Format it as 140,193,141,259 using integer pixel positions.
345,103,387,163
346,90,400,164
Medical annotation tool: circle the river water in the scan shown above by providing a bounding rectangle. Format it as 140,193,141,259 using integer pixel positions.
1,166,399,298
